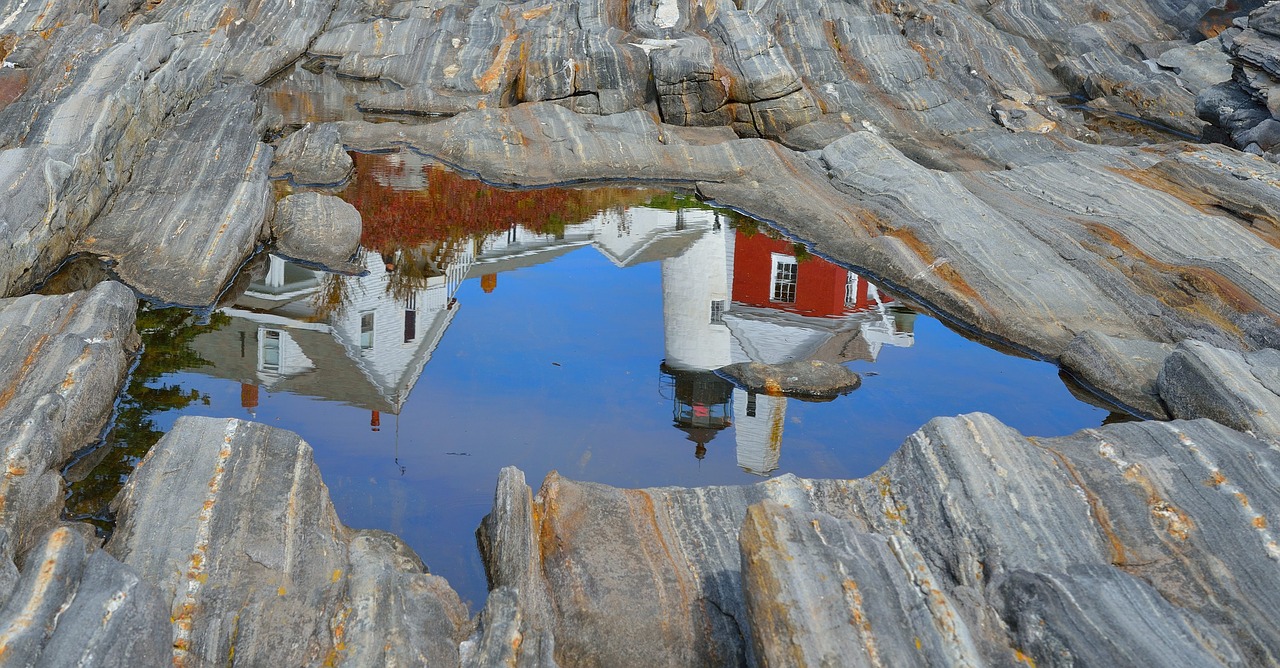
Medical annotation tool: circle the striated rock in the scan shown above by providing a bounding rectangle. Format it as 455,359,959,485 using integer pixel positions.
1061,330,1175,418
76,85,274,307
271,192,362,269
478,413,1280,666
0,21,217,298
0,282,136,559
1158,339,1280,442
717,359,860,401
270,122,353,186
739,500,983,666
0,527,171,666
106,416,472,667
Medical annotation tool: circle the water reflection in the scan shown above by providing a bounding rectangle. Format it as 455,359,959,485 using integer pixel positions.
69,151,1109,606
208,154,918,477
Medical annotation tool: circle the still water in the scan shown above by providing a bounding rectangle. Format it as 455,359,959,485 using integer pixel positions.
66,151,1111,608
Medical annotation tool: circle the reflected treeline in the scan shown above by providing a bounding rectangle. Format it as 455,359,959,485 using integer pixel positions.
342,151,663,255
64,305,229,531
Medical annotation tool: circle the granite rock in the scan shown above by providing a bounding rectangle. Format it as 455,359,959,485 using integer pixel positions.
270,122,353,187
1158,339,1280,442
1061,330,1175,418
717,359,861,401
271,192,362,269
0,527,171,667
106,416,472,667
0,282,136,559
76,85,274,307
477,413,1280,666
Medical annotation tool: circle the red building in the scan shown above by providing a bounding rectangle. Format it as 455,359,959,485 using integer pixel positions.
732,232,889,316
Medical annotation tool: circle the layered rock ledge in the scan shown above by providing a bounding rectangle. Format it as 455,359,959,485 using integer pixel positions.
472,413,1280,667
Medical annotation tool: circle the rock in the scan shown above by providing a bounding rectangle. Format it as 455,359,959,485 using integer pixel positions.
0,526,171,666
717,359,861,401
269,123,353,186
1158,339,1280,442
271,192,362,269
1156,39,1234,93
991,98,1057,133
76,85,274,307
1060,330,1175,418
478,413,1280,665
0,282,136,559
106,416,472,667
739,500,983,666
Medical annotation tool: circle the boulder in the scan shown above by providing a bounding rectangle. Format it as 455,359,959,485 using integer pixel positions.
717,359,861,401
1158,339,1280,442
271,192,362,269
76,85,275,307
477,413,1280,666
0,527,171,666
269,123,353,186
1060,330,1175,418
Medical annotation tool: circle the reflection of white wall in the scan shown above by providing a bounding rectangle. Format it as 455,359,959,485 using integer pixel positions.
255,327,315,385
725,314,830,364
330,250,465,401
661,225,733,370
733,388,785,476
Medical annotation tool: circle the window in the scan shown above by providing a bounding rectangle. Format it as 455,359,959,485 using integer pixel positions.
403,309,417,343
360,312,375,350
846,272,858,308
770,254,797,303
259,329,282,372
710,300,725,325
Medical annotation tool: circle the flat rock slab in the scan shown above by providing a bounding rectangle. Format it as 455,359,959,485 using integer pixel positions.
476,413,1280,666
107,416,472,667
76,85,274,307
271,192,362,270
718,359,860,401
0,281,136,558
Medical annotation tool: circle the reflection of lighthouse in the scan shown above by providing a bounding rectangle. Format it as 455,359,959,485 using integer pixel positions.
659,213,735,458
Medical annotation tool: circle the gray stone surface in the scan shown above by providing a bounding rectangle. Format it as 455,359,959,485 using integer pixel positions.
106,416,472,667
1159,339,1280,442
76,85,274,307
0,282,136,559
479,413,1280,666
1061,330,1175,418
0,527,171,667
718,359,860,401
270,122,353,186
271,192,362,269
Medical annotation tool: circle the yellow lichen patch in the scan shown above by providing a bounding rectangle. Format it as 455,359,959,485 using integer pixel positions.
841,579,881,664
277,586,286,596
1205,470,1227,487
1254,516,1268,530
763,378,783,396
331,569,342,583
521,4,552,20
477,33,519,94
1235,491,1251,508
1014,648,1038,666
